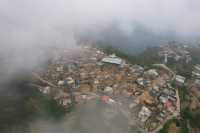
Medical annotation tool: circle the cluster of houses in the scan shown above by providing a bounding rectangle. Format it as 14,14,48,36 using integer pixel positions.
159,43,192,64
135,70,180,131
32,45,180,132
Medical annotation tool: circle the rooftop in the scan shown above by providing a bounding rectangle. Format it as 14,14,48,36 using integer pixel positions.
102,57,123,65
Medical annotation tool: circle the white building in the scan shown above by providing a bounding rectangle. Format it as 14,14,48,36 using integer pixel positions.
102,54,123,65
138,106,151,122
192,65,200,79
136,78,144,86
175,75,185,85
102,57,122,65
164,53,168,64
131,65,144,74
194,79,200,86
145,69,159,78
104,86,113,95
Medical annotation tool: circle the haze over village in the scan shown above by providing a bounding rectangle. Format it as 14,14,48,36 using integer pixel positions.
0,1,200,133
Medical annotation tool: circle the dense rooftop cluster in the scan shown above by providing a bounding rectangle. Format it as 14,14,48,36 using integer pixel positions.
158,43,192,64
32,45,181,132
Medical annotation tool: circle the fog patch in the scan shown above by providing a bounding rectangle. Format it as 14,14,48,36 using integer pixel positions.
29,100,140,133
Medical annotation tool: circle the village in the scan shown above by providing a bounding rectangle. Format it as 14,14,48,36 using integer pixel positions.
158,42,192,64
31,45,189,132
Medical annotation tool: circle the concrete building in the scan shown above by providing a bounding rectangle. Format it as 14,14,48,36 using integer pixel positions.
138,106,152,122
192,65,200,79
175,75,185,85
102,57,123,65
145,69,159,79
164,53,168,64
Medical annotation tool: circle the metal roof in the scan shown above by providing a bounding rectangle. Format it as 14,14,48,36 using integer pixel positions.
175,75,185,83
102,57,122,65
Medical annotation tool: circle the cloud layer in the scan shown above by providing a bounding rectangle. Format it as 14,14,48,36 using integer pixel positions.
0,0,200,77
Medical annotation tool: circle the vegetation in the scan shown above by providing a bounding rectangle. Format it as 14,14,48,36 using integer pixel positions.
100,44,200,79
100,45,195,79
2,44,199,132
181,108,200,129
0,77,65,131
158,118,188,133
100,45,162,68
171,45,200,78
189,46,200,65
101,45,200,133
169,80,176,88
165,57,193,78
178,86,189,102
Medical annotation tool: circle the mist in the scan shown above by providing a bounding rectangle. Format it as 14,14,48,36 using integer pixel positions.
1,0,200,76
1,0,200,132
0,0,200,78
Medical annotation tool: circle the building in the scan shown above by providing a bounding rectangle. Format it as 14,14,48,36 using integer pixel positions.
144,69,159,79
138,106,152,122
102,57,123,65
194,79,200,86
164,53,168,64
102,54,123,66
158,43,191,64
104,86,113,95
159,95,168,104
131,65,144,73
136,78,144,86
175,75,185,85
192,64,200,79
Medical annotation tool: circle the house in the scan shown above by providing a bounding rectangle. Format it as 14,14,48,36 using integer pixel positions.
168,96,177,103
175,75,185,85
159,95,168,104
42,86,50,94
101,95,115,104
192,71,200,79
149,89,158,97
104,86,113,95
102,54,123,65
163,88,170,95
194,79,200,86
66,77,74,84
60,98,72,106
58,80,68,86
192,65,200,79
131,65,144,73
56,65,63,72
164,100,175,112
194,65,200,71
144,69,159,78
136,78,144,86
39,86,50,94
138,106,152,122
